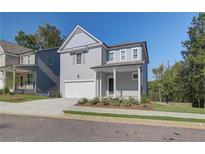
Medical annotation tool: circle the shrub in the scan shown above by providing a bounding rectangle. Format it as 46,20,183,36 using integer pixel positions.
4,86,9,94
101,97,109,105
78,97,89,105
0,89,3,95
90,97,100,105
141,94,151,104
49,89,62,98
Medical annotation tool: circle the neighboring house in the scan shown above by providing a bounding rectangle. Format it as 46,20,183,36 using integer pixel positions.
0,40,60,94
58,25,149,100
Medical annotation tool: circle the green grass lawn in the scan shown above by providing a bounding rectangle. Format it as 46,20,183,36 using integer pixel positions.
0,94,50,103
153,102,205,114
64,110,205,123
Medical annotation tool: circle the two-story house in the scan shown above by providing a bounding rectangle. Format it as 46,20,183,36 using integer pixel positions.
0,40,60,94
58,25,149,100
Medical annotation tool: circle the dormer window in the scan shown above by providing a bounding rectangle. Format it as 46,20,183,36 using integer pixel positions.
76,53,82,64
108,51,115,62
120,50,126,61
132,48,139,60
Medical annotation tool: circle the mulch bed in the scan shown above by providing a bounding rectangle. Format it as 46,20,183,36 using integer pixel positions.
75,103,153,110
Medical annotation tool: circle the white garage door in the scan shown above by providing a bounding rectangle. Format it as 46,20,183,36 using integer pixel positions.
65,80,95,98
0,79,4,89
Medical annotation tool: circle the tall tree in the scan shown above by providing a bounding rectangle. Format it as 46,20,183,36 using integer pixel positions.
181,13,205,102
15,23,63,50
15,31,37,50
152,64,165,102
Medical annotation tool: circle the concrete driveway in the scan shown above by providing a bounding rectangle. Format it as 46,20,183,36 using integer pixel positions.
0,98,78,116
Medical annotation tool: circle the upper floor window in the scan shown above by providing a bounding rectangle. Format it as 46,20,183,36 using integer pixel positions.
108,51,115,62
76,53,82,64
120,50,126,61
28,55,31,64
132,48,139,60
20,57,23,64
46,56,54,65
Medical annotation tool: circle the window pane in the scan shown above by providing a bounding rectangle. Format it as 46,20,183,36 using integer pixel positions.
121,51,125,60
46,57,53,65
133,49,138,59
109,52,114,61
76,53,82,64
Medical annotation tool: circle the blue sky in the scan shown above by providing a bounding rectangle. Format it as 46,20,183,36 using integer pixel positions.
0,12,197,80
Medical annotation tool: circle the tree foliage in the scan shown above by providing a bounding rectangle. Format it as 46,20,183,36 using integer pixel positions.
15,23,63,50
149,13,205,103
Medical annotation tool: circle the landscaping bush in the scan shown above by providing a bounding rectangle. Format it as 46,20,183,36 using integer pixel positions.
90,97,100,105
141,94,151,104
0,89,3,95
3,86,10,94
49,89,62,98
101,97,109,105
78,97,89,105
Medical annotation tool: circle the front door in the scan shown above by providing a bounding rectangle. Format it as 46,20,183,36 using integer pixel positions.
108,77,114,94
20,76,23,87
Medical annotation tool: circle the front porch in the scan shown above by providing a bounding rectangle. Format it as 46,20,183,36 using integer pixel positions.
1,65,37,93
92,62,143,100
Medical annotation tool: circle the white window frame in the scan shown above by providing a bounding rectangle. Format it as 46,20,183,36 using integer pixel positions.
28,55,31,64
108,51,115,62
20,57,23,64
132,47,140,60
46,56,54,65
132,72,138,80
120,49,126,61
76,52,82,65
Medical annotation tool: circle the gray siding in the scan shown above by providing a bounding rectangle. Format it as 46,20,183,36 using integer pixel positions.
60,47,102,97
35,48,60,93
5,54,19,66
106,47,143,63
64,32,97,49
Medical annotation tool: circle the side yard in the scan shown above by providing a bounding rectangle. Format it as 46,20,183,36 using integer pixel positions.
153,102,205,114
0,94,50,103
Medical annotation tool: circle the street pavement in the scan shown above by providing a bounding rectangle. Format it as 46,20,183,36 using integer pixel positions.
1,114,205,142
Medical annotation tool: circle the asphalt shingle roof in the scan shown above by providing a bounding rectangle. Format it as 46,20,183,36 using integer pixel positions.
0,40,33,55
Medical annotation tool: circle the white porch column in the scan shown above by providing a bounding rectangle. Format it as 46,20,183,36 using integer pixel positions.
113,69,116,98
94,71,97,97
99,71,102,98
34,71,37,92
12,69,16,92
138,67,141,101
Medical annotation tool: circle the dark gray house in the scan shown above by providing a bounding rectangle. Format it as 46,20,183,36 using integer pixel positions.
0,40,60,94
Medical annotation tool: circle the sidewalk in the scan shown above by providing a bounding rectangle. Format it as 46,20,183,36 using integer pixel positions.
67,106,205,120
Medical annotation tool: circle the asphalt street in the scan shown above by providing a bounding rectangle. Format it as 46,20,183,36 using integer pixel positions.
0,114,205,142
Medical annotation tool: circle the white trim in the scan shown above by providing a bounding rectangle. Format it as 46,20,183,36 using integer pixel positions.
113,69,116,98
58,25,102,52
99,71,102,98
64,79,94,83
138,68,141,101
108,50,115,62
132,72,138,80
132,47,140,60
120,49,126,61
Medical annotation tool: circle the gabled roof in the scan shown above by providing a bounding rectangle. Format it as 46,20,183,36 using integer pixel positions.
0,39,33,55
58,25,102,52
